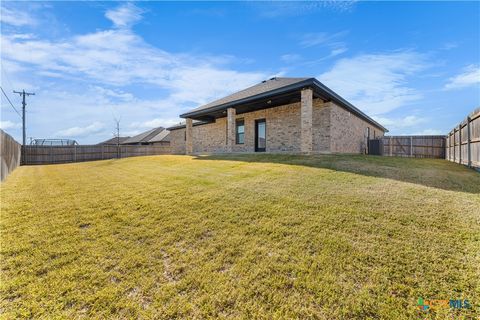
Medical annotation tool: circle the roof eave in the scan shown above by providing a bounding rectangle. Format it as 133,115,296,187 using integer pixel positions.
180,78,316,119
311,79,388,132
179,77,388,132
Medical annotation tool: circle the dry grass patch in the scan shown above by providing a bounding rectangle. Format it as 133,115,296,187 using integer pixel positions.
1,154,479,319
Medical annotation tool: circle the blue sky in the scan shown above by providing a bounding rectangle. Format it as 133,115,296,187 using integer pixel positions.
1,1,479,143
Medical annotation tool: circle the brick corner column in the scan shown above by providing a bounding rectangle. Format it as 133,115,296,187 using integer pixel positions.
300,88,313,153
226,107,236,152
185,118,193,155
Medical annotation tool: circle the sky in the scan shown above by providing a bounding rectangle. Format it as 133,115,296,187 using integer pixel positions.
1,1,479,144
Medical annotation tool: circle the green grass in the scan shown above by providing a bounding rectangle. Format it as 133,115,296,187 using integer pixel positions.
1,154,479,319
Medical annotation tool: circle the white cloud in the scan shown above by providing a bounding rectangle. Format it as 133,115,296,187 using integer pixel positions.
254,1,356,18
57,122,105,138
0,120,21,130
412,129,443,135
444,65,480,90
129,118,179,128
280,54,302,63
297,31,348,61
105,3,144,28
373,115,426,129
319,51,426,115
300,31,348,48
0,6,37,27
441,42,458,50
330,46,347,57
0,3,270,143
91,86,134,102
1,28,266,104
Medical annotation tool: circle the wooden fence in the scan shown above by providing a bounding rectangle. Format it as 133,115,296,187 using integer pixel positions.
0,129,22,181
445,108,480,169
369,135,446,158
23,144,171,165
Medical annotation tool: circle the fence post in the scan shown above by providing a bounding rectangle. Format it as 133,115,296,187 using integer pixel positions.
410,136,413,157
74,144,77,163
102,145,104,160
453,130,456,163
467,116,471,167
458,124,462,164
446,134,449,160
389,137,393,156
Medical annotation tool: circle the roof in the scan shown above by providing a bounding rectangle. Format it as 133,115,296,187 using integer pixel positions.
148,129,170,143
122,127,165,144
167,120,211,131
97,136,130,145
185,77,309,115
177,77,387,132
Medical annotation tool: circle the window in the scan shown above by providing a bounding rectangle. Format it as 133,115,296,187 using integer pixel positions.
236,119,245,144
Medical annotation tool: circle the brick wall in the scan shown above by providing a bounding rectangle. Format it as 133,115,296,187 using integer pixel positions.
312,99,331,153
329,102,385,153
169,129,186,154
169,99,385,154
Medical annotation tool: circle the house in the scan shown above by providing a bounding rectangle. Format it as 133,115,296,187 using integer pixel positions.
97,136,130,145
121,127,170,145
167,77,387,154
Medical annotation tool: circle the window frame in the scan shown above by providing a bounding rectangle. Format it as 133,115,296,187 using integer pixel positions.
236,119,245,145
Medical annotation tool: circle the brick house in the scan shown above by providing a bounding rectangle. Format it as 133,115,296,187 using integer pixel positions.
168,77,387,154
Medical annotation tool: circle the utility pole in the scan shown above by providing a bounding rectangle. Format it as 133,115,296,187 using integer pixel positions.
14,90,35,164
14,89,35,146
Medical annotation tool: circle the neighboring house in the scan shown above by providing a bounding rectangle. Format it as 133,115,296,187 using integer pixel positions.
121,127,170,145
97,136,130,145
167,77,387,154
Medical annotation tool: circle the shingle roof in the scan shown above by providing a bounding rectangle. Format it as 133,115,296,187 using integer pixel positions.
97,136,130,145
184,77,309,116
122,127,165,144
178,77,387,132
148,129,170,143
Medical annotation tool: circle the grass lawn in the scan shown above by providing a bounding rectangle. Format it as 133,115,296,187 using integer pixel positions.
1,154,479,319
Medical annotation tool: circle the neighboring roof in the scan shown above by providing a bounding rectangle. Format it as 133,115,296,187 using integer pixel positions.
97,136,130,145
148,129,171,143
122,127,165,144
178,77,387,132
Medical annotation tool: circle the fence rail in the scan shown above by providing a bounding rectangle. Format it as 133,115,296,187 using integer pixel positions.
369,135,446,158
23,145,171,165
1,130,22,181
445,108,480,169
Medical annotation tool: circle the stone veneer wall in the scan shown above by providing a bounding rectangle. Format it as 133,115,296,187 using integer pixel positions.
169,98,385,154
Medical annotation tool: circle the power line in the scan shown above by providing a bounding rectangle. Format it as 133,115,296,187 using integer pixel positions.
1,61,16,93
0,86,21,117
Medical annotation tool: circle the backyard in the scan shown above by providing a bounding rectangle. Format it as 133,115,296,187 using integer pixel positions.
1,154,479,319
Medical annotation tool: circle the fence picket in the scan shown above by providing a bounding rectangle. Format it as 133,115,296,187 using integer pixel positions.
22,145,171,165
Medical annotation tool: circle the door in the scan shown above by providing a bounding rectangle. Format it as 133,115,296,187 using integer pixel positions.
255,119,266,152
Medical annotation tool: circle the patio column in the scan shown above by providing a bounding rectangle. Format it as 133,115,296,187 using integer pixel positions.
300,88,313,153
186,118,193,155
226,107,236,152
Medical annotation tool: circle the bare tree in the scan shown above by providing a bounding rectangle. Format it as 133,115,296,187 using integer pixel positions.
114,117,121,159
